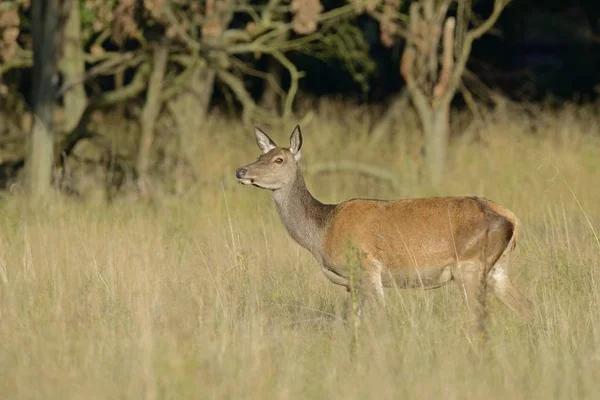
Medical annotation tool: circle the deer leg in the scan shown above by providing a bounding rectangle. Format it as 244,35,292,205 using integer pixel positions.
488,262,534,323
343,252,385,319
344,268,385,323
364,258,386,310
344,259,386,336
344,263,385,355
453,261,488,341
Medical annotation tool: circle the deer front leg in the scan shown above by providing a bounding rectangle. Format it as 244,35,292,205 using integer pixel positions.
344,257,386,322
344,267,385,356
344,264,386,329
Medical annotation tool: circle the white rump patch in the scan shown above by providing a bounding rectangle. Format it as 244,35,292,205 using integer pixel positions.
489,266,509,290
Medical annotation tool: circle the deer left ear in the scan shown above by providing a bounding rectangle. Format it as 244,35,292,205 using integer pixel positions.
254,126,277,153
289,124,302,162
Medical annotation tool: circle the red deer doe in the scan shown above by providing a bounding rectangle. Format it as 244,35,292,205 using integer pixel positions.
235,125,534,338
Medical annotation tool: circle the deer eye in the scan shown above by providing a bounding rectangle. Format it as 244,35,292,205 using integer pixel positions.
274,158,283,164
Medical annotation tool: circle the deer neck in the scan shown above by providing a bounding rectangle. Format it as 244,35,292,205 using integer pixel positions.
272,169,334,258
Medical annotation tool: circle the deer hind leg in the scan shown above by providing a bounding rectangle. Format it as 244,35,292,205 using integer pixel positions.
453,261,489,341
487,261,534,323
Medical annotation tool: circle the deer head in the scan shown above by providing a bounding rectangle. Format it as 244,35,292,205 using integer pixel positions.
235,125,303,190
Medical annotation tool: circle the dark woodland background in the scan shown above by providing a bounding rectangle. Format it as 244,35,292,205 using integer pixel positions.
0,0,599,201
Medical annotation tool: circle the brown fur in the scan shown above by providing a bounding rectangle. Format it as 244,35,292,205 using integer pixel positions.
236,125,534,339
322,196,512,289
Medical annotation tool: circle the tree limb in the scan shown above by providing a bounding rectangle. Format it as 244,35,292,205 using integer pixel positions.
57,52,142,97
57,107,96,162
262,0,283,25
0,0,27,11
162,1,200,51
0,56,32,75
465,0,509,42
94,63,151,106
400,3,432,124
433,17,455,99
455,0,471,58
136,41,168,197
271,50,304,120
161,67,198,101
61,0,87,132
216,68,271,123
424,0,438,84
441,0,509,105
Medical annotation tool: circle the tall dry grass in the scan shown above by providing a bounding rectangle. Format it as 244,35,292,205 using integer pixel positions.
1,101,599,399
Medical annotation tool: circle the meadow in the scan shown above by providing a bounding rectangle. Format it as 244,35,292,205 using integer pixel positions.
1,101,599,399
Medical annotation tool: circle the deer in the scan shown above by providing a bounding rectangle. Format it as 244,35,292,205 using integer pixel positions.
235,124,534,338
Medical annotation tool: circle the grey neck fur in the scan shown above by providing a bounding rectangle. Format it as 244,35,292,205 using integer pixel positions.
272,169,335,259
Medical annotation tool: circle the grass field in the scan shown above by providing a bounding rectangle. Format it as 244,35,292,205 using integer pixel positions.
1,102,599,399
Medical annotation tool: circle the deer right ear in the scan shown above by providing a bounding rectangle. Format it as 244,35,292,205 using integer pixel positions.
289,125,302,162
254,126,277,153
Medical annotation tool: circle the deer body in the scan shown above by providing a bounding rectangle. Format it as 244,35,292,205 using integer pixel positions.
236,125,534,335
323,196,513,289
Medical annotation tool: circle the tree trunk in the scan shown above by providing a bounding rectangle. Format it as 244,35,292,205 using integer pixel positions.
259,30,289,115
167,62,215,193
27,0,62,198
60,0,87,133
169,62,215,130
422,105,450,188
369,88,410,144
259,56,283,113
136,41,168,197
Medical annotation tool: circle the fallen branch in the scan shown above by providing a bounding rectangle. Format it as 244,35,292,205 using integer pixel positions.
306,160,398,191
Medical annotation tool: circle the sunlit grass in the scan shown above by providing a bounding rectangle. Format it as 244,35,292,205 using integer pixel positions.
1,102,599,399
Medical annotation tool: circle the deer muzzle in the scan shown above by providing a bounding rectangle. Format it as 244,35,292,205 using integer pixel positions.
235,167,255,185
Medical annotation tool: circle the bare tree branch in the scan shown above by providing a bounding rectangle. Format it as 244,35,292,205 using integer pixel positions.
465,0,508,41
161,67,198,101
137,40,168,198
0,55,31,75
400,3,431,123
162,1,200,51
442,0,509,105
215,68,261,123
271,50,304,120
95,63,151,106
433,17,455,99
61,0,86,133
455,0,471,57
57,52,143,97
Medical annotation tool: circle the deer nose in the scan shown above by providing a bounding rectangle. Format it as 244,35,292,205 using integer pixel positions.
236,167,247,179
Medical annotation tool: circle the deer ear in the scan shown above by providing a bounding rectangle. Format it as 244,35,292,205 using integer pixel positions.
289,124,302,162
254,126,277,153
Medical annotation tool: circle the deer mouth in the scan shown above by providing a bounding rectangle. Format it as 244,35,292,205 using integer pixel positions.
237,177,254,185
238,177,271,189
